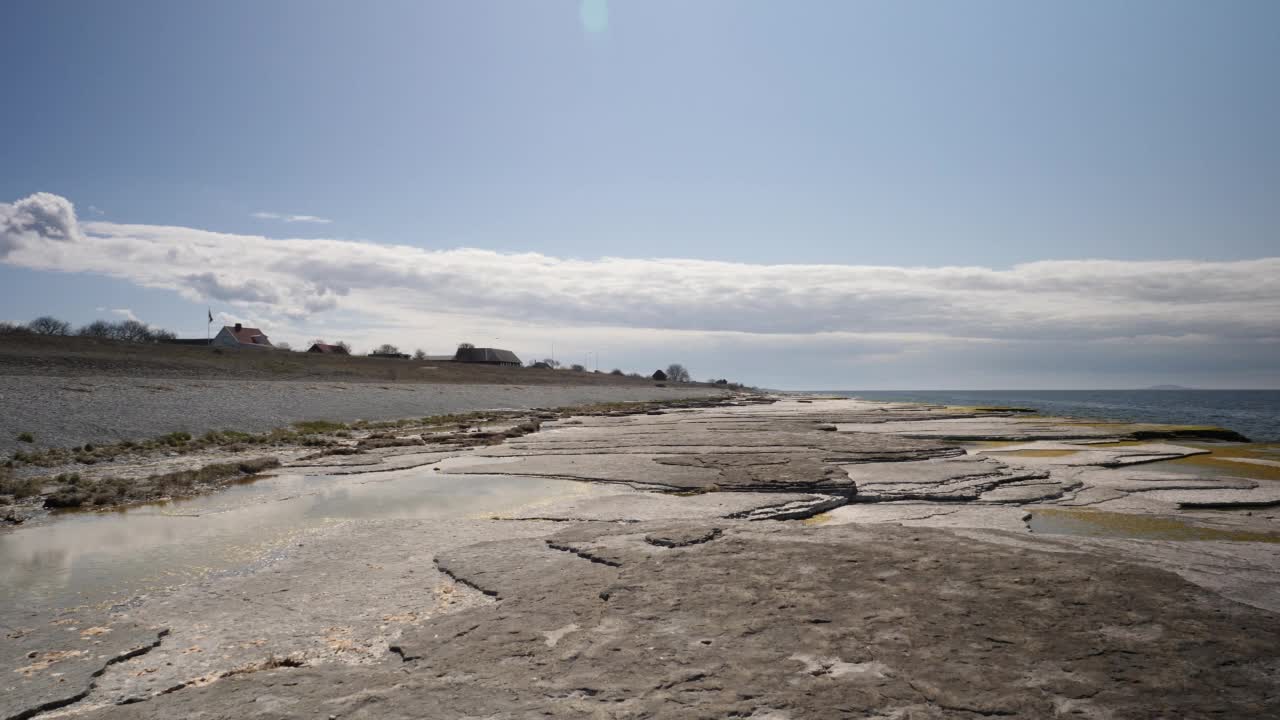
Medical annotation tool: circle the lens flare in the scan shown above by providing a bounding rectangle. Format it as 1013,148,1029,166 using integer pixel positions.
580,0,608,34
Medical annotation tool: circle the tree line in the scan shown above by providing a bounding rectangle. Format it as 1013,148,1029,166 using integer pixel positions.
0,319,741,386
0,315,176,343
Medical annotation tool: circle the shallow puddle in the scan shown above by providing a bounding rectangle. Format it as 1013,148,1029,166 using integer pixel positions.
0,464,614,625
1028,508,1280,543
987,449,1082,458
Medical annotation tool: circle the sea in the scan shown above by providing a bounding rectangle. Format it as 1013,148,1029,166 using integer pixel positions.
817,390,1280,443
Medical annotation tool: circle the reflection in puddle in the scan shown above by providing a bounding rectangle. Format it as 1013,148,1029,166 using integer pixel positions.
0,465,614,624
1028,509,1280,543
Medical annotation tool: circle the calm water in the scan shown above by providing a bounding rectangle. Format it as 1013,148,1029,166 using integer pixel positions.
0,457,616,625
821,390,1280,442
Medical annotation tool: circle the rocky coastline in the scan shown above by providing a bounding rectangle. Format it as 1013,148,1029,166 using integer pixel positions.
3,395,1278,718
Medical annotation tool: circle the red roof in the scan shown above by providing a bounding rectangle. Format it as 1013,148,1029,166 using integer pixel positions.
223,325,272,346
308,343,348,354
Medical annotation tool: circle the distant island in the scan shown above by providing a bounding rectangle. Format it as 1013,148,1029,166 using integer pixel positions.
1145,384,1193,390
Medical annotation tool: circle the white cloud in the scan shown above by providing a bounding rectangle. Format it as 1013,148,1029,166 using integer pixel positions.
3,193,1279,387
0,192,83,256
251,211,333,224
95,307,140,322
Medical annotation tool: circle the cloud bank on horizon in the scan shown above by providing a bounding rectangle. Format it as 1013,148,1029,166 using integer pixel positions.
250,211,333,224
2,192,1278,388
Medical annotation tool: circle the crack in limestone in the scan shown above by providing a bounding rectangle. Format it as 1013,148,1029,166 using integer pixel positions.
857,468,1053,504
823,448,966,464
6,629,170,720
491,516,641,523
390,622,481,662
1177,498,1280,510
433,558,501,599
140,655,308,703
545,540,623,567
727,495,851,521
644,528,723,548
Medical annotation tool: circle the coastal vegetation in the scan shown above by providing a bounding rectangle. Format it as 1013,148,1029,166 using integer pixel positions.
0,395,744,521
39,457,282,509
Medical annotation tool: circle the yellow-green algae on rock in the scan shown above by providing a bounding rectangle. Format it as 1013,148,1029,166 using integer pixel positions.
1029,508,1280,543
986,448,1083,458
1166,443,1280,482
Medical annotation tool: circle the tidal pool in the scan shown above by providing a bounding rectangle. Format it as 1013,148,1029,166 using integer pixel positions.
1028,508,1280,543
0,459,616,625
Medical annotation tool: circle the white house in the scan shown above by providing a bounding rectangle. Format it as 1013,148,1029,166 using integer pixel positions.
212,323,274,349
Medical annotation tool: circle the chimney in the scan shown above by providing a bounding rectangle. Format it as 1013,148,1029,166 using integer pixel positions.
234,323,242,332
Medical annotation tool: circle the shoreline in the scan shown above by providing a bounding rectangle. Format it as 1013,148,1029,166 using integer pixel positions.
3,395,1278,718
0,375,727,455
5,390,1271,526
1,394,741,526
820,388,1278,443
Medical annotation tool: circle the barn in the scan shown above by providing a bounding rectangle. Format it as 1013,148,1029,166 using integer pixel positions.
453,347,522,366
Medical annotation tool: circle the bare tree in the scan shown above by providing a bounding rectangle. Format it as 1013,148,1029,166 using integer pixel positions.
457,342,475,349
413,349,427,360
540,358,561,368
115,320,154,343
374,343,400,355
570,363,586,372
609,368,624,375
77,320,114,338
335,341,351,353
76,319,175,343
27,316,71,336
665,363,691,383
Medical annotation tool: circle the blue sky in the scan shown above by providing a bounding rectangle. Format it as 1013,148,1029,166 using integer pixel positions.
2,1,1278,388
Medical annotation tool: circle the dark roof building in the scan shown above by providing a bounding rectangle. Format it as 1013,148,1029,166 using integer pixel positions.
454,347,522,366
307,343,349,355
651,369,668,381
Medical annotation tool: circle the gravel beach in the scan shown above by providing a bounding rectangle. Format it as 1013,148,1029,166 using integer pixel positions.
0,376,722,453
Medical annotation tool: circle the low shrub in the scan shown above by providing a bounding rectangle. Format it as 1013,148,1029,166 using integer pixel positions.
0,467,43,500
17,432,34,443
45,491,88,508
238,457,282,474
293,420,348,434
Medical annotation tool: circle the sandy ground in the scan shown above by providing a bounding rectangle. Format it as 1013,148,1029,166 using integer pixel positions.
0,376,722,453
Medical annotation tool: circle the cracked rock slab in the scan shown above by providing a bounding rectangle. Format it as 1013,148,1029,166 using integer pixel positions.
492,490,839,522
846,454,1049,502
1,622,167,720
84,523,1280,719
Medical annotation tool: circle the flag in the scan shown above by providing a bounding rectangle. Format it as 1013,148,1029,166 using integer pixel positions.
207,308,213,323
